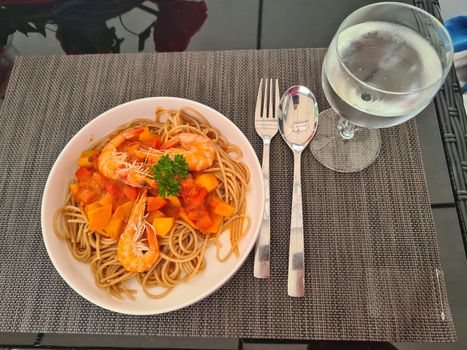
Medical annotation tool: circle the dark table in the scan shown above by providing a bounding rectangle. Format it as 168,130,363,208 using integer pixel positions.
0,0,466,349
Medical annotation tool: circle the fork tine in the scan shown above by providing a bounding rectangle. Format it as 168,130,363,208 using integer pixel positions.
262,78,268,118
255,79,263,119
268,79,273,118
274,79,279,119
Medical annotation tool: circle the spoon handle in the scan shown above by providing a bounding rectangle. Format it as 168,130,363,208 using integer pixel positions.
288,151,305,297
254,140,271,278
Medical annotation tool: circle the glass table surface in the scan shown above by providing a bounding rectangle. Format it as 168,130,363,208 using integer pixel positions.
0,1,465,349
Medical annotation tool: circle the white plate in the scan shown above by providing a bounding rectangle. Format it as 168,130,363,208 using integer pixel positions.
41,97,264,315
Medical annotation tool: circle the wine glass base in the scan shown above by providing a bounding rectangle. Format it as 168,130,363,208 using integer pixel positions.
309,109,381,173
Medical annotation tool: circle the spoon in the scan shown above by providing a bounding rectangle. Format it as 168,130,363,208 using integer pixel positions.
278,85,318,297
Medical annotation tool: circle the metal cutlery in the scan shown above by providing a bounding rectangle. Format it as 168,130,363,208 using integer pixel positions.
278,85,318,297
254,78,280,279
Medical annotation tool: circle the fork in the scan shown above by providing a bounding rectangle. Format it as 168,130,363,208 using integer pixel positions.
254,78,280,279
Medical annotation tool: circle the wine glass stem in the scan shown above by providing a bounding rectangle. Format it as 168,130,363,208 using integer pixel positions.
338,117,358,140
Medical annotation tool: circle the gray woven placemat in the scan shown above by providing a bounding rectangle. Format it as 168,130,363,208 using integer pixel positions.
0,49,456,342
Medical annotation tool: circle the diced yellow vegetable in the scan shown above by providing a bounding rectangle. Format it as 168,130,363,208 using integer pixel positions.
213,204,235,217
69,183,79,195
210,196,236,217
78,150,97,167
85,201,101,214
205,213,223,234
147,196,167,212
113,201,134,220
147,210,165,223
98,193,113,206
179,208,196,228
78,157,92,167
138,127,160,147
102,216,124,239
153,217,174,237
87,204,112,231
166,195,181,207
138,127,150,142
195,173,219,192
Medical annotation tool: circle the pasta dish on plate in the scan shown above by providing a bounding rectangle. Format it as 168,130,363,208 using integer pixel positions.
53,106,250,300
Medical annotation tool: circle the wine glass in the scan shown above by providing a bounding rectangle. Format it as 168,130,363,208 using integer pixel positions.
309,2,454,172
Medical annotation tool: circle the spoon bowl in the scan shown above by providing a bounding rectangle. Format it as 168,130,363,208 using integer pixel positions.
279,85,319,152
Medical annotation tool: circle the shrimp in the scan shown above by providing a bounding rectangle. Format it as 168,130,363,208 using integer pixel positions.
98,128,157,188
118,191,160,272
133,132,216,171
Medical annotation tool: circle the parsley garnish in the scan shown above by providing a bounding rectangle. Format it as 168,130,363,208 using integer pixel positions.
152,154,189,197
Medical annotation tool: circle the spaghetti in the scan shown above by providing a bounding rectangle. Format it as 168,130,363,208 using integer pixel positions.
53,107,250,299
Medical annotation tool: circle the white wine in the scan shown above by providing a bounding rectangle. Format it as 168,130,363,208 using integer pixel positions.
324,21,443,128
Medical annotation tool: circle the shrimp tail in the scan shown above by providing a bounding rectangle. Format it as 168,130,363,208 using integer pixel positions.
123,128,145,139
160,136,180,150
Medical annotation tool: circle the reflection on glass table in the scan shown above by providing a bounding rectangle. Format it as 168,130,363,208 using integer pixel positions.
0,0,208,55
0,34,17,98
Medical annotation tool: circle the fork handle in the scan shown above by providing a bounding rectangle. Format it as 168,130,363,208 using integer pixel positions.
254,139,271,278
288,151,305,297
